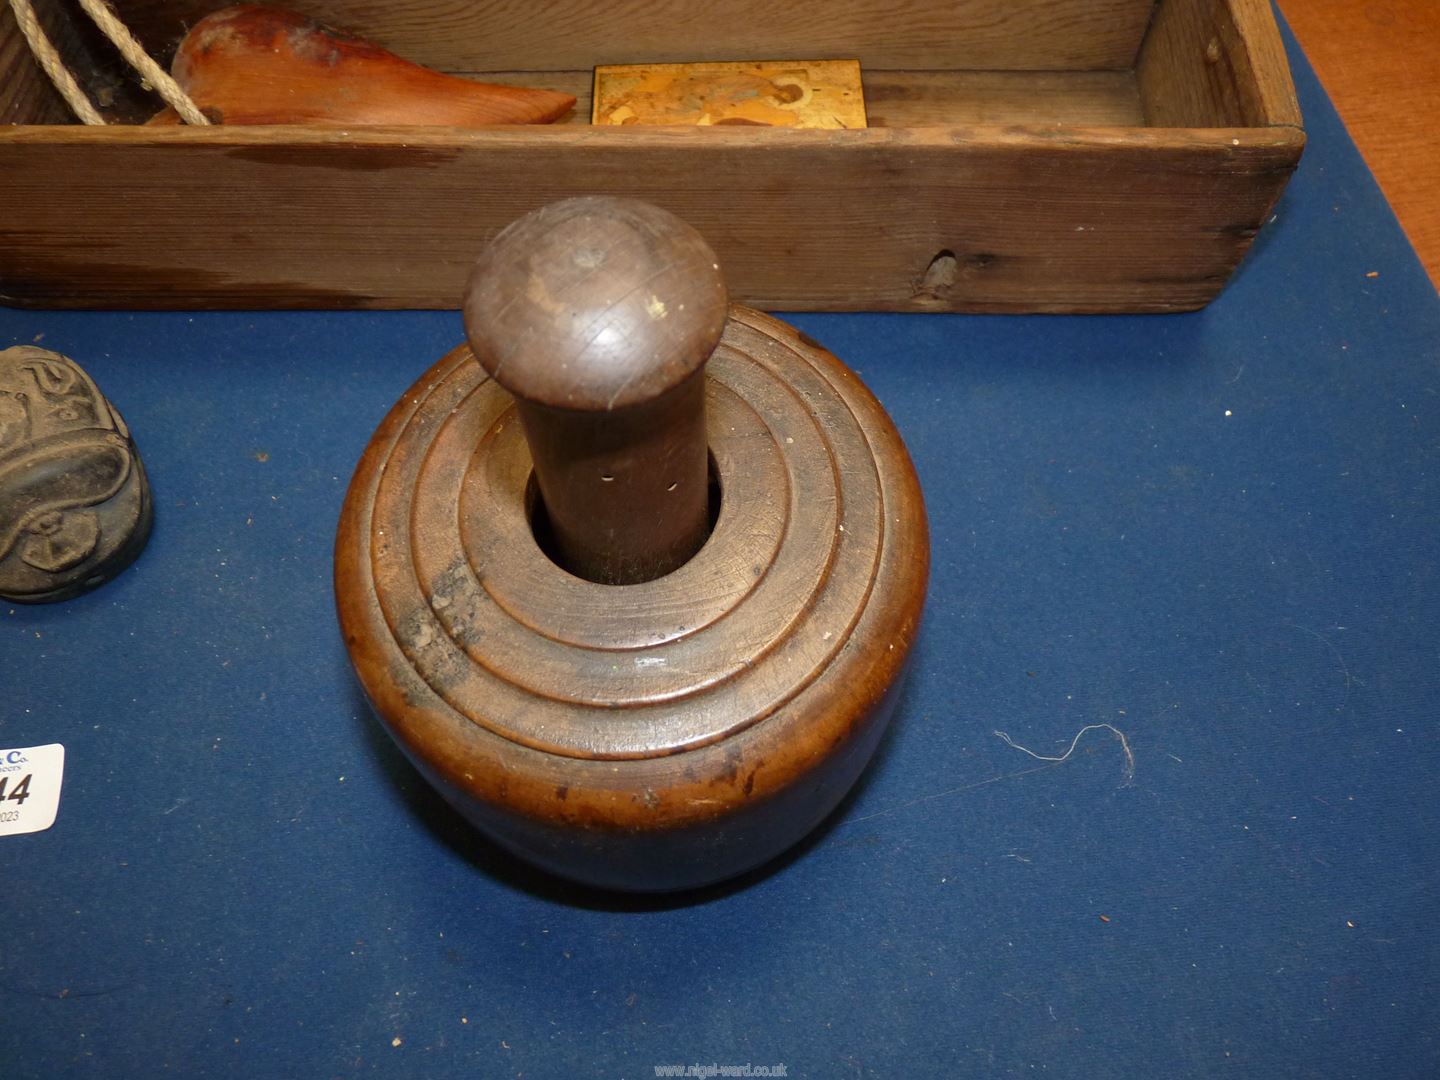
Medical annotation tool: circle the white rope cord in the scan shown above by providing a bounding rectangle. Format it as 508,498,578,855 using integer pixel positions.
75,0,209,124
8,0,210,124
7,0,105,124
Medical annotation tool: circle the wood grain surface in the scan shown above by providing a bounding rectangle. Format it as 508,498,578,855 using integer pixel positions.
108,0,1159,73
0,123,1303,313
1278,0,1440,288
1139,0,1301,126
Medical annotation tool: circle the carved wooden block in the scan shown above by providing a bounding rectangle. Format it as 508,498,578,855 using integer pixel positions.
0,347,151,603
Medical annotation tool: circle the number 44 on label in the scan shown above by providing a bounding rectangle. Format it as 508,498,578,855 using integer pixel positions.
0,772,32,803
0,744,64,837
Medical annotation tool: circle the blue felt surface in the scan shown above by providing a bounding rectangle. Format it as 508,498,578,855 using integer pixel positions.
2,22,1438,1080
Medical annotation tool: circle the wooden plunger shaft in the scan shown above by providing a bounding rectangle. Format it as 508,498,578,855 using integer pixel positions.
512,374,708,585
462,198,728,585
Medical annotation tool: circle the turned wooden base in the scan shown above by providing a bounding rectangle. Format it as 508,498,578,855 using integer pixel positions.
335,307,928,891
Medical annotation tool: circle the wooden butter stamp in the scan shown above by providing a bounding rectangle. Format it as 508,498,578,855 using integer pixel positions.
592,59,866,128
0,347,152,603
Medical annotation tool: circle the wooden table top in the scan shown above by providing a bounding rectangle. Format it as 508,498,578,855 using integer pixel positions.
1279,0,1440,289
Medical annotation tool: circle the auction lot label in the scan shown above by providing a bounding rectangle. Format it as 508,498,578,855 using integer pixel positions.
0,744,64,837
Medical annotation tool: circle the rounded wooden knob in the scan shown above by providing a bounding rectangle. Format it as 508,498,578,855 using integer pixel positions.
463,197,727,585
337,200,929,892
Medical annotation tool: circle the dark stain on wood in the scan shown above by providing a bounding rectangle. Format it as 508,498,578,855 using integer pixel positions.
223,144,461,171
